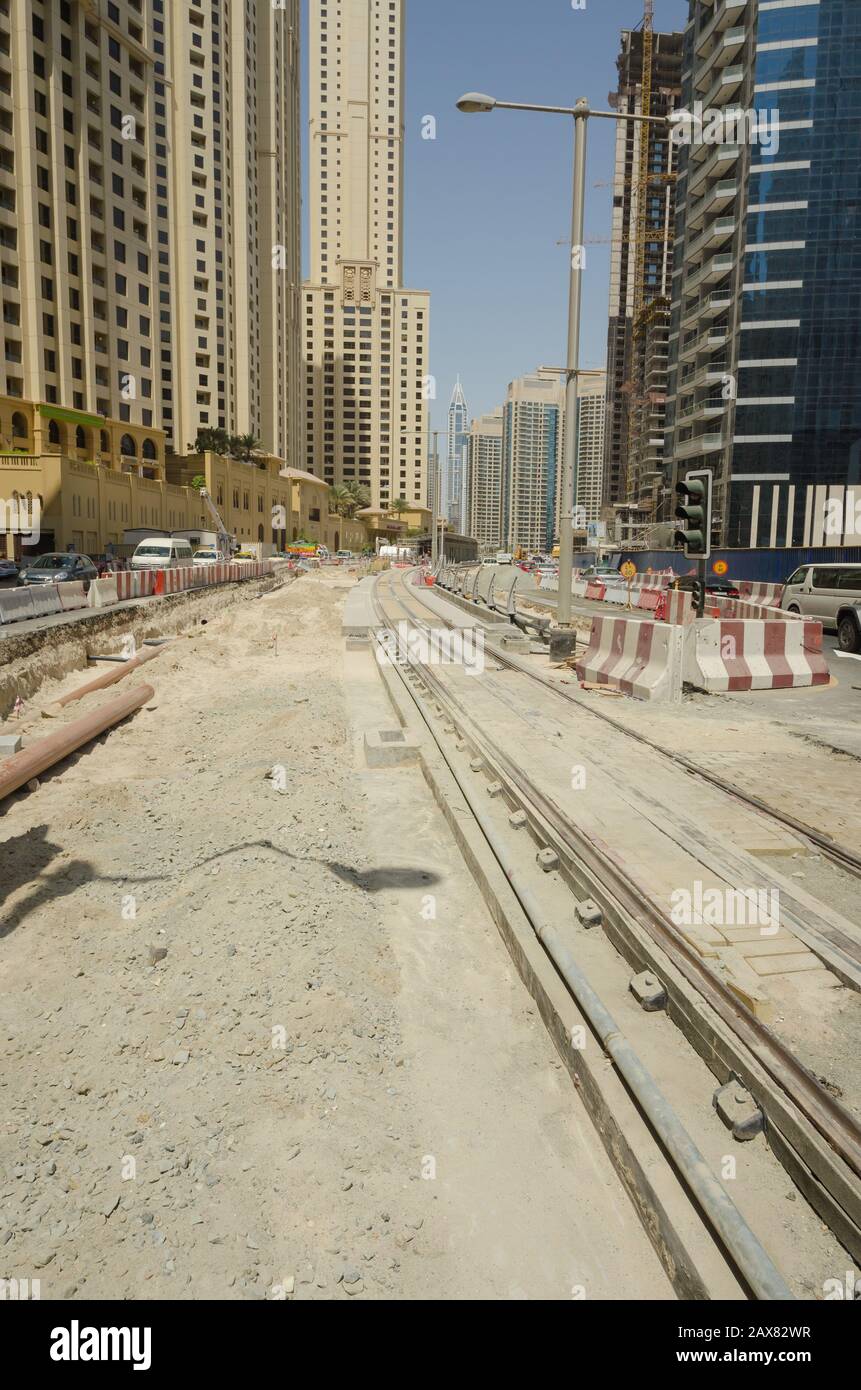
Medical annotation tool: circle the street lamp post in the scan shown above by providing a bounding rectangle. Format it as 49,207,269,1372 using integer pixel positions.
456,92,668,650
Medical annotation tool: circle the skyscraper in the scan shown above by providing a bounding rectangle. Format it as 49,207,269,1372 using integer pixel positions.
467,408,504,550
603,25,683,519
445,377,469,530
576,375,607,528
502,372,564,555
303,0,430,510
665,0,861,549
0,0,302,466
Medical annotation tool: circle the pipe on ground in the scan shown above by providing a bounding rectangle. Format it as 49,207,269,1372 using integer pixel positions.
0,683,154,802
42,647,162,717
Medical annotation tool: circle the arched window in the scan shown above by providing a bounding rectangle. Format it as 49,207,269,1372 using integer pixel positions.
292,527,298,541
100,430,109,453
48,420,60,445
119,434,136,457
257,523,264,542
142,438,157,460
11,412,27,440
75,426,86,449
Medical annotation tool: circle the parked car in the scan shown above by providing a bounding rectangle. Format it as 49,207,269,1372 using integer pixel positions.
780,562,861,630
193,548,228,566
17,553,98,588
673,575,740,599
129,537,194,571
336,550,354,561
836,603,861,654
0,557,19,585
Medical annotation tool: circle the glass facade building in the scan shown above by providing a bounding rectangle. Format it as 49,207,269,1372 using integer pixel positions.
665,0,861,549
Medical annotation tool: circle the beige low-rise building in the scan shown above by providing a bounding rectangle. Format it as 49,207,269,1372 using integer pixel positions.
0,395,366,558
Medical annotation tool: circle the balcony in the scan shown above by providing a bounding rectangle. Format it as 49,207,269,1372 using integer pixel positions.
704,288,733,317
704,63,744,109
674,430,724,460
695,28,747,92
688,180,738,232
695,0,748,59
685,252,734,294
688,144,741,196
687,215,735,262
677,396,726,424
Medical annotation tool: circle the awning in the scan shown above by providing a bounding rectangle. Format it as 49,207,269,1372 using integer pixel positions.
38,404,104,430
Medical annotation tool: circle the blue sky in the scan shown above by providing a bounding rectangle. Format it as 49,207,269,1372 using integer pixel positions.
302,0,687,432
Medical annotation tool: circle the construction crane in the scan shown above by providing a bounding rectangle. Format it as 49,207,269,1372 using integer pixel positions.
198,487,236,558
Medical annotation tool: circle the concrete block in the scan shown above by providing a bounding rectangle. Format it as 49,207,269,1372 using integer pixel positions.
713,1076,764,1142
630,970,667,1012
490,630,531,654
537,847,559,873
486,781,504,799
341,577,378,637
364,728,420,768
508,809,527,829
548,629,577,662
576,898,603,928
469,757,484,772
0,733,23,756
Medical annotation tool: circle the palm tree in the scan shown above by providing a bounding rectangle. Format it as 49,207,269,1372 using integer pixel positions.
344,480,371,514
230,433,262,462
390,495,409,516
328,484,353,517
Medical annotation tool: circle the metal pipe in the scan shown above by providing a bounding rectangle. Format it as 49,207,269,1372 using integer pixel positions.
0,684,154,802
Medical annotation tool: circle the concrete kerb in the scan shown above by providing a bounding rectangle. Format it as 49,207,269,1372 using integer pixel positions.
341,576,378,639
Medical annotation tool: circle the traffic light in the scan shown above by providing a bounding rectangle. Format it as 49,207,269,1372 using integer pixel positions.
674,469,713,559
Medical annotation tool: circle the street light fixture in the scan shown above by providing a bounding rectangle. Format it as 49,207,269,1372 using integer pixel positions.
457,92,669,647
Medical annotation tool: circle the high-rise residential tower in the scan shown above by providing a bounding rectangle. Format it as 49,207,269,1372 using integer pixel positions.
665,0,861,549
445,376,469,530
502,371,564,555
303,0,430,509
0,0,302,467
603,25,683,518
576,374,606,528
467,407,503,550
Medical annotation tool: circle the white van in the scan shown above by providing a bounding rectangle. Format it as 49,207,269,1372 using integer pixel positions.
495,551,513,565
780,562,861,628
130,537,194,571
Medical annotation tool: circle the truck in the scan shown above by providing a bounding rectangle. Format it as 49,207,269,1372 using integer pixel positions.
495,551,513,566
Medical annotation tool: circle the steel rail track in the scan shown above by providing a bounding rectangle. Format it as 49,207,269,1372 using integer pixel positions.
428,566,861,879
373,570,861,1201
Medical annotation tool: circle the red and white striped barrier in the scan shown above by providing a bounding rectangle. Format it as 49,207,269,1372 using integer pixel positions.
708,593,798,623
576,615,684,703
636,571,675,590
115,570,157,600
738,581,784,608
683,618,830,692
584,581,606,602
656,589,693,625
636,588,663,614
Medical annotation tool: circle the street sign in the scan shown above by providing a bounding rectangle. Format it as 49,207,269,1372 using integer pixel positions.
620,561,636,580
713,560,728,576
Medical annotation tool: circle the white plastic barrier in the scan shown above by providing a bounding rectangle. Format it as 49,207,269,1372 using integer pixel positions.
28,584,63,619
58,580,88,612
0,588,36,625
88,576,120,608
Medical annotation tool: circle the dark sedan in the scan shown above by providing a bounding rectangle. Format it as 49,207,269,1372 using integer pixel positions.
17,553,98,588
0,557,19,586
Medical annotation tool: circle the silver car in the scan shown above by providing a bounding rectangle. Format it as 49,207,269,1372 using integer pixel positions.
18,553,98,588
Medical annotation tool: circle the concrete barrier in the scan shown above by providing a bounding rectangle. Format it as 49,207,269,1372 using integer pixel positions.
58,580,89,612
28,584,63,619
0,587,36,625
575,615,684,703
584,581,606,602
87,576,119,608
738,581,784,608
342,576,378,638
658,589,693,626
683,618,830,692
708,593,798,622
